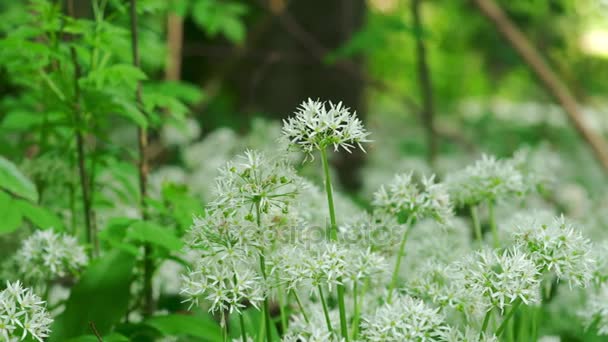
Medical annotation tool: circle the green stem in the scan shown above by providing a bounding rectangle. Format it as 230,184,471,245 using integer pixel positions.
387,217,414,303
238,311,247,342
480,309,492,338
292,291,310,324
470,205,482,243
496,299,522,337
351,281,361,340
320,148,338,241
256,203,273,342
317,285,334,334
277,279,288,334
488,200,499,248
320,147,349,341
222,313,228,342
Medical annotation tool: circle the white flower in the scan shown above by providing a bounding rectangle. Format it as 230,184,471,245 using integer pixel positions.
0,281,53,342
513,215,595,288
360,294,450,341
338,210,406,254
457,248,541,312
211,150,301,215
15,229,88,284
373,172,452,223
445,154,524,206
180,254,264,314
282,98,370,158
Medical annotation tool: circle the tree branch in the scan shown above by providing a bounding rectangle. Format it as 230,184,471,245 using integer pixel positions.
129,0,154,317
412,0,437,166
473,0,608,173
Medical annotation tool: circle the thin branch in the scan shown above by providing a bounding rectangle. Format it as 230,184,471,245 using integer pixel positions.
129,0,154,317
67,0,97,257
473,0,608,173
412,0,437,166
88,321,103,342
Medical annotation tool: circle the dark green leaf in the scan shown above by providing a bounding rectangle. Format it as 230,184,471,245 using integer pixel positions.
50,250,136,341
127,221,183,251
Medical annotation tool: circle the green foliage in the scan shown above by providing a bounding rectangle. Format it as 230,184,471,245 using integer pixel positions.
0,156,38,202
144,313,223,341
191,0,248,43
50,250,136,341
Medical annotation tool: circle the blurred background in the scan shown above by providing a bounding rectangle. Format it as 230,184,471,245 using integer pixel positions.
2,0,608,210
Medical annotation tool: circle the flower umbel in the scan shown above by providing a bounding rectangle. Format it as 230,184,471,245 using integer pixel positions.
15,229,88,284
282,98,370,158
0,281,53,342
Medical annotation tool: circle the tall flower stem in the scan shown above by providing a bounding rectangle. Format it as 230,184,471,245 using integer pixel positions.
496,299,522,337
256,203,273,342
387,216,414,303
488,200,499,248
291,291,310,324
317,285,334,334
471,205,482,243
238,312,247,342
350,281,361,340
320,148,338,241
319,148,349,341
480,309,492,339
277,280,288,333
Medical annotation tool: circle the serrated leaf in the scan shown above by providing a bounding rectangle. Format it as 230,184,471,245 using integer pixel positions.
0,156,38,201
50,250,136,341
144,314,222,341
128,221,183,251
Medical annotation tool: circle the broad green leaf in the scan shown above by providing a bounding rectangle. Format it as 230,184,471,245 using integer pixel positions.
66,333,129,342
127,221,183,251
0,156,38,201
0,191,22,234
17,200,64,231
144,314,222,341
50,250,136,341
98,217,140,255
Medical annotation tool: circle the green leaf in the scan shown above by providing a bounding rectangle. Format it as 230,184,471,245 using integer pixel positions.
98,217,140,255
66,333,130,342
0,156,38,201
127,221,183,251
50,250,136,341
0,191,22,234
229,308,279,341
191,0,248,44
144,313,222,341
16,199,64,231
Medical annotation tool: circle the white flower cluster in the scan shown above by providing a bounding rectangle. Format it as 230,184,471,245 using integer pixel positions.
0,281,52,342
373,173,452,223
282,98,370,157
457,249,540,312
181,256,264,314
211,150,301,216
513,216,595,288
269,242,386,293
16,230,88,283
360,294,450,341
446,154,524,206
